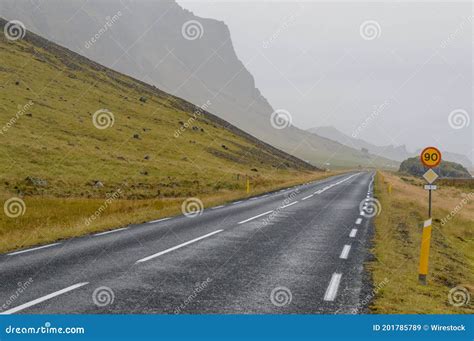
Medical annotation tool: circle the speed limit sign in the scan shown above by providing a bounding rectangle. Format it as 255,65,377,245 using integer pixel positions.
420,146,442,168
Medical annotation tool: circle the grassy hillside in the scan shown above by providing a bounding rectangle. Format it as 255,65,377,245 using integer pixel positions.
0,19,327,252
369,172,473,313
399,157,471,179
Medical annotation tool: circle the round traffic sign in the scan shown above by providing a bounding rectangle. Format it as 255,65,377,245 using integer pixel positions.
420,147,442,168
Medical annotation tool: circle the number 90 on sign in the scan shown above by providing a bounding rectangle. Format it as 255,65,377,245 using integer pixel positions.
420,147,442,168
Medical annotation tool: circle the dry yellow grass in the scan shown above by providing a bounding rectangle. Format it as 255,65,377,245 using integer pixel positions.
369,171,473,314
0,171,336,254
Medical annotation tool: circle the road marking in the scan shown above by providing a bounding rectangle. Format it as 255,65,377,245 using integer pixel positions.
340,245,351,259
147,217,171,224
211,205,224,210
94,227,128,236
238,210,273,224
355,218,362,225
261,194,269,198
232,201,243,205
302,194,314,200
281,201,298,208
324,273,342,301
0,282,89,314
349,229,358,238
136,230,223,264
7,243,61,256
315,190,322,194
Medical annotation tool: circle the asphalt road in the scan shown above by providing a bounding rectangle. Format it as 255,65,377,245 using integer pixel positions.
0,171,377,314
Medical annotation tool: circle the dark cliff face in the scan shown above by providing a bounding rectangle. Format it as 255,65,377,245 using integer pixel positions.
0,0,398,168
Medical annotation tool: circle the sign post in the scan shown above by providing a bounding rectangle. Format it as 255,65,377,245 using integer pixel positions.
418,147,442,285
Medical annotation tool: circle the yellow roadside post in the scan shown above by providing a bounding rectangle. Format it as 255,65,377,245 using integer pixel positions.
418,218,432,285
417,146,442,285
388,183,392,195
246,177,250,194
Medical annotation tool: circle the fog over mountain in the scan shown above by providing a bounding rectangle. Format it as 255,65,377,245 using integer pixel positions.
0,0,398,168
179,0,473,164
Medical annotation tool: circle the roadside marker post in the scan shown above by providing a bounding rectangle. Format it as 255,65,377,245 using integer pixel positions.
418,218,433,285
418,147,442,285
246,177,250,194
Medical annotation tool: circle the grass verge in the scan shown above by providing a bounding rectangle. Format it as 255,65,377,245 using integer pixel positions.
369,171,473,314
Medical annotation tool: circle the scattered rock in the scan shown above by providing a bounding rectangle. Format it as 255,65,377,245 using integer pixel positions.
179,121,184,126
15,81,20,85
25,112,32,117
192,126,199,131
140,170,148,175
117,156,126,161
92,180,104,188
25,176,48,187
144,155,150,160
221,144,228,150
133,134,140,139
139,96,147,103
251,168,258,172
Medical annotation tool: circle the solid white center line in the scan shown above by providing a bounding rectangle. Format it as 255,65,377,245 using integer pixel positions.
324,273,342,301
355,218,362,225
238,210,273,224
94,227,128,236
349,229,358,238
7,243,61,256
302,194,314,201
0,282,89,315
340,244,351,259
147,217,171,224
136,229,223,264
281,201,298,208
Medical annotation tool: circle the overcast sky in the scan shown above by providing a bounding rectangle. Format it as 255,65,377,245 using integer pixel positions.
177,0,472,159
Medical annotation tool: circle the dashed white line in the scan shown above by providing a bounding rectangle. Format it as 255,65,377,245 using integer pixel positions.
136,229,223,264
302,194,314,201
238,210,273,224
355,218,362,225
0,282,89,314
7,243,61,256
147,217,171,224
232,201,243,205
339,245,351,259
281,201,298,208
324,273,342,301
349,229,358,238
94,227,128,236
211,205,224,210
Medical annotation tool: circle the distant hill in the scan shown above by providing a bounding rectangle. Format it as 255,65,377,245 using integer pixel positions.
398,157,472,179
0,0,398,169
0,18,317,199
308,126,473,170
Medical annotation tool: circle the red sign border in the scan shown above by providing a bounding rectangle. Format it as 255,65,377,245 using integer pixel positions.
420,146,442,168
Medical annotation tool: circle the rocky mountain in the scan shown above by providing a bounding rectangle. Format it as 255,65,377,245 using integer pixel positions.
0,0,397,169
399,157,471,179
